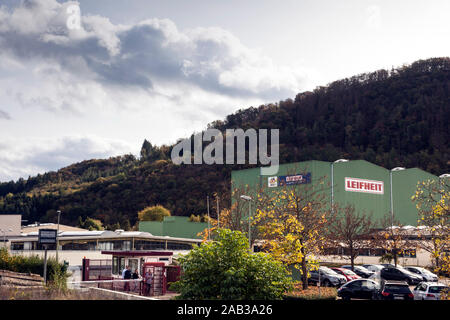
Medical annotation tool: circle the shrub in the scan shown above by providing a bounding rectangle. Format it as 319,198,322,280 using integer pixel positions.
0,248,67,282
172,228,293,300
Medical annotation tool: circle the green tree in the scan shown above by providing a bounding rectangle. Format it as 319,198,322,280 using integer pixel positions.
173,228,293,300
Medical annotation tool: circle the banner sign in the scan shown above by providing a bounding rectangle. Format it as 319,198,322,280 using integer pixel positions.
38,229,57,245
268,173,311,187
345,177,384,194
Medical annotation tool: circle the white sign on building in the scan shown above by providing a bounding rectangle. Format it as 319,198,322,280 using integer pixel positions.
345,177,384,195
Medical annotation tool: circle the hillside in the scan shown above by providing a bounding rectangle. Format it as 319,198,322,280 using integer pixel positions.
0,57,449,230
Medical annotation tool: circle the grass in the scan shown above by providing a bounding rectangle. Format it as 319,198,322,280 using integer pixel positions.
0,286,118,300
284,282,337,300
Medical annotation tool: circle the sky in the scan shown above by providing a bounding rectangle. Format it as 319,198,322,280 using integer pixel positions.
0,0,449,182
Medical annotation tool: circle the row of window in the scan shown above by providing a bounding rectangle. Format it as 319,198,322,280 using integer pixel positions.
10,239,194,251
322,247,417,258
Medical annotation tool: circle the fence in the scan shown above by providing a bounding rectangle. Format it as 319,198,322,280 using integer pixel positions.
69,279,144,295
82,259,113,281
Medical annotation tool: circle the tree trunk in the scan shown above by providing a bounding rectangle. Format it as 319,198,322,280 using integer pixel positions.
301,250,308,290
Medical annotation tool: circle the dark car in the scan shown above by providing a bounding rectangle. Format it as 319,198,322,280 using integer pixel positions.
337,279,380,300
374,280,414,300
380,266,422,285
341,265,375,278
308,266,347,287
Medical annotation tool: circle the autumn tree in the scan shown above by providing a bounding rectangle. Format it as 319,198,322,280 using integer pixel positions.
255,176,332,290
326,205,376,271
412,178,449,273
200,184,272,247
138,205,171,222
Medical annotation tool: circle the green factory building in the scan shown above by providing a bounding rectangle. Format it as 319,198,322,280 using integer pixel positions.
231,160,439,226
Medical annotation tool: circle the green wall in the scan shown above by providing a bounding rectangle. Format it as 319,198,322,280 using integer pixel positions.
392,168,437,226
231,160,439,226
139,216,208,239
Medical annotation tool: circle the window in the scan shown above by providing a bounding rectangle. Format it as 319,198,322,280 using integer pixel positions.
11,242,24,250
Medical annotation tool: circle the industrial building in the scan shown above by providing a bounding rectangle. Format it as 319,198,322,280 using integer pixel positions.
231,159,441,226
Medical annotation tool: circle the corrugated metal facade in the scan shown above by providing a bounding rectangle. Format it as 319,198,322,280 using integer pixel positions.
231,160,439,226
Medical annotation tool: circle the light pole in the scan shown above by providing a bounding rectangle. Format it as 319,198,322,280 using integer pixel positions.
331,159,349,212
56,210,61,263
439,174,450,201
240,195,253,251
390,167,406,227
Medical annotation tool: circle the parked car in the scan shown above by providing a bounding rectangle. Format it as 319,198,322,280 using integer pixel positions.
374,280,414,300
404,266,439,282
341,265,375,278
380,266,423,285
413,282,449,300
331,267,361,282
362,264,384,273
308,266,347,287
337,279,380,300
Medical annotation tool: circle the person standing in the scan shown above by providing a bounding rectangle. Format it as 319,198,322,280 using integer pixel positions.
132,268,139,291
124,266,132,291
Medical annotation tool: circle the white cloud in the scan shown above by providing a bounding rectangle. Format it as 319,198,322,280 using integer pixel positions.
0,0,310,100
0,0,314,181
0,135,134,181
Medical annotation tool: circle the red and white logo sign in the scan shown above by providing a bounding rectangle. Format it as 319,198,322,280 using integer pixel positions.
345,177,384,194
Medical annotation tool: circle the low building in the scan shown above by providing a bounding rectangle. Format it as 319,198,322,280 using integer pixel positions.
8,228,202,266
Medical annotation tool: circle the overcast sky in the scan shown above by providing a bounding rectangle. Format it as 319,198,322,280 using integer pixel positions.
0,0,449,182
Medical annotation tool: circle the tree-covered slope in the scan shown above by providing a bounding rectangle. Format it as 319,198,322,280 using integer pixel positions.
0,57,448,229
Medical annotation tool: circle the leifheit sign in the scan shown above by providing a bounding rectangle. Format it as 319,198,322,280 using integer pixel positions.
345,177,384,194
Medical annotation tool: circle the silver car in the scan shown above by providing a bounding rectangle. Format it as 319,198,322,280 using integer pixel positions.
405,266,439,282
413,282,449,300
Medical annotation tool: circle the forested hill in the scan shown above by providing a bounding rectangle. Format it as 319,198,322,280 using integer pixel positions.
0,57,448,230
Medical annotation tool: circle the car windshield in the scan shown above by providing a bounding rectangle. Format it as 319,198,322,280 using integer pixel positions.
397,266,415,276
429,286,448,294
355,266,370,272
320,267,338,275
384,285,412,294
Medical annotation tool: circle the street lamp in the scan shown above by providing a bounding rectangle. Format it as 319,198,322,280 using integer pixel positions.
56,210,61,263
331,159,349,212
240,195,253,251
390,167,406,227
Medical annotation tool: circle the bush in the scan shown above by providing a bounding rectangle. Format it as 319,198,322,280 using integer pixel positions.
0,248,67,283
172,228,293,300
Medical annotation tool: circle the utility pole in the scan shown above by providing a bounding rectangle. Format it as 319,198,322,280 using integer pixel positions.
216,195,220,229
207,195,210,240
